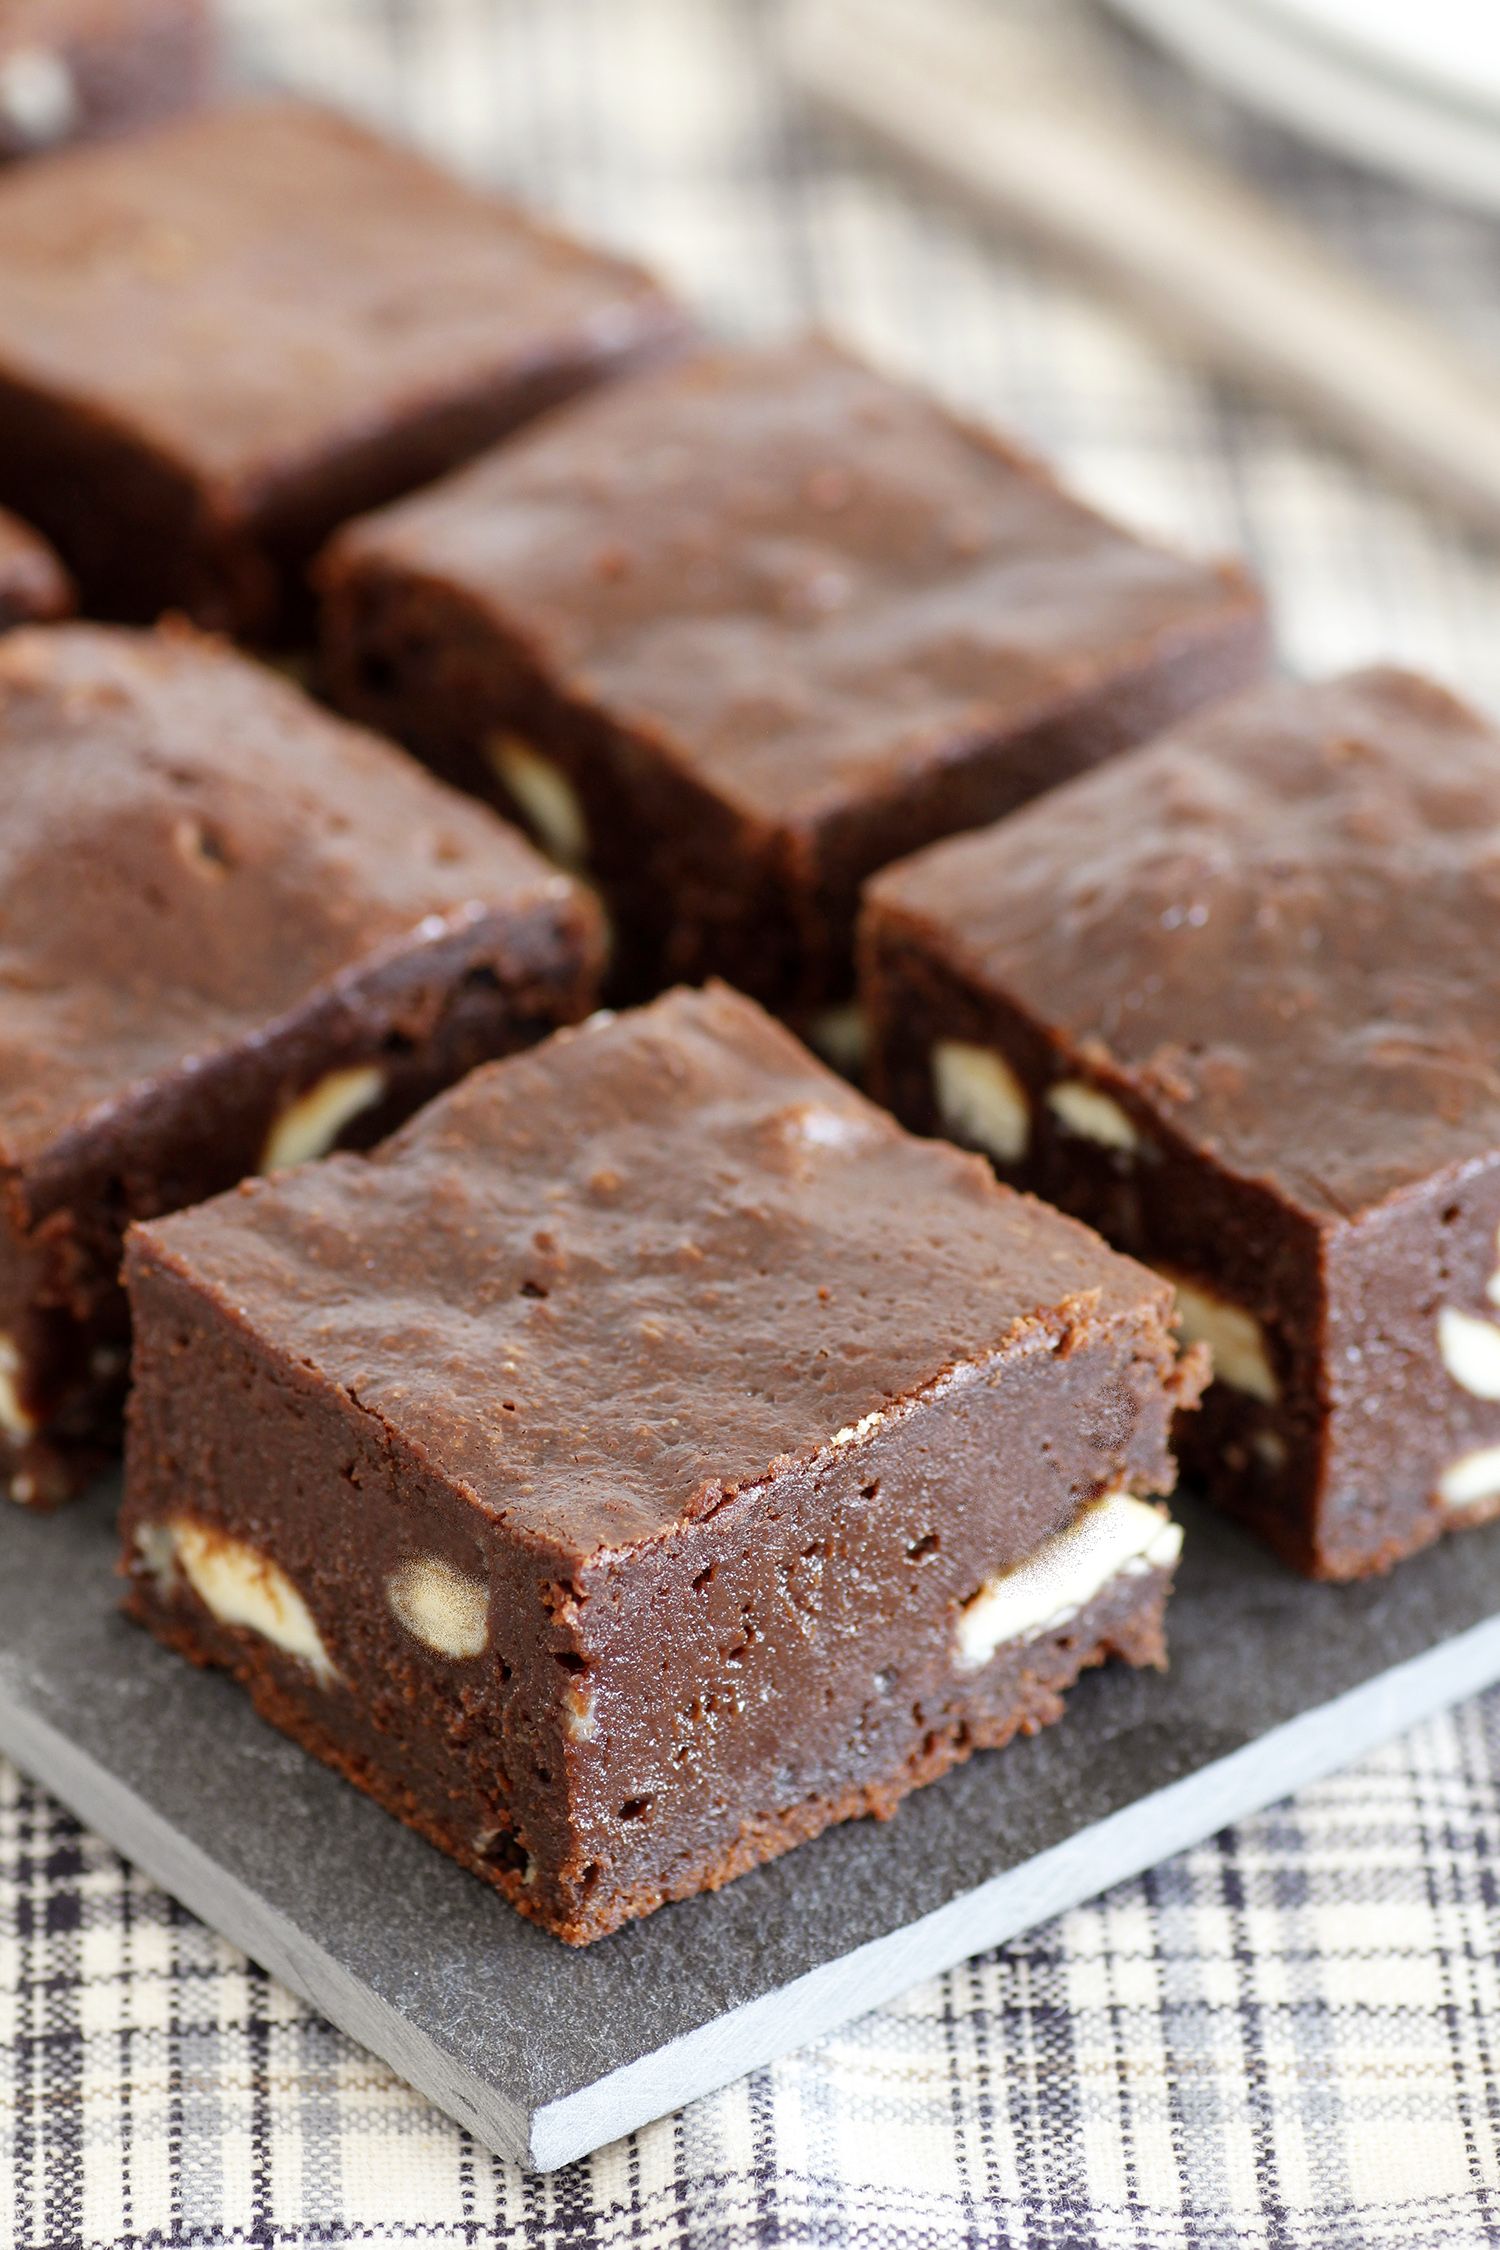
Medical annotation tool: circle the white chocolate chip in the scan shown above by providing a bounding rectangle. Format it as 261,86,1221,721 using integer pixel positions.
170,1519,335,1682
955,1488,1180,1671
565,1683,598,1741
829,1408,884,1449
932,1041,1030,1162
1438,1444,1500,1510
1164,1273,1279,1404
485,733,588,869
806,1003,869,1076
261,1064,385,1172
0,1335,35,1440
1252,1430,1288,1473
1437,1306,1500,1400
0,49,77,146
1047,1079,1140,1153
386,1555,489,1658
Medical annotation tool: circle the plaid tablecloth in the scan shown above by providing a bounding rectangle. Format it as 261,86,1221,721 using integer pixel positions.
7,1,1500,2242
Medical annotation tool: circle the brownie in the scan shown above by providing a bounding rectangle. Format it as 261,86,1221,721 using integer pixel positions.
0,621,603,1505
119,983,1203,1945
0,0,211,164
0,505,72,628
318,337,1267,1038
0,98,688,638
862,666,1500,1580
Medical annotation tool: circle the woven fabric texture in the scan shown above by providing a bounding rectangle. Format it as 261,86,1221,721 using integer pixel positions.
6,0,1500,2243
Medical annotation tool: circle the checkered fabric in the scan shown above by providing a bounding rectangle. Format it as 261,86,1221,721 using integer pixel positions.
6,0,1500,2241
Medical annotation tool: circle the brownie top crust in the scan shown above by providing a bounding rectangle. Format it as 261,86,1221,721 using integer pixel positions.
0,622,586,1164
0,96,679,496
0,505,71,625
136,984,1186,1554
326,337,1261,828
869,666,1500,1222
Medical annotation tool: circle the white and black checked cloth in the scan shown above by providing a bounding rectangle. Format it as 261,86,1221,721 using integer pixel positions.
7,1,1500,2242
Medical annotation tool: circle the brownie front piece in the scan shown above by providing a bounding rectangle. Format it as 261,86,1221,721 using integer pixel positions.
0,0,212,164
862,667,1500,1580
120,984,1203,1945
0,622,602,1504
0,505,72,629
0,98,687,638
319,338,1267,1035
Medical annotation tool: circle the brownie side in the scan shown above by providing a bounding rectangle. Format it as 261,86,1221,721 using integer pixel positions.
5,893,600,1506
321,551,1266,1015
121,1213,1192,1944
0,100,689,637
316,560,799,1004
861,894,1342,1567
0,0,214,163
0,504,73,628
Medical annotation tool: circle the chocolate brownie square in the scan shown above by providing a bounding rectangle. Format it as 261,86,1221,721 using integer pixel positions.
0,621,603,1504
0,97,687,637
862,667,1500,1580
0,505,72,628
318,338,1267,1039
0,0,212,164
120,983,1203,1945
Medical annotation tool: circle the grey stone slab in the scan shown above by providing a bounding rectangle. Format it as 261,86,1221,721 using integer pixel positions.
3,1481,1500,2169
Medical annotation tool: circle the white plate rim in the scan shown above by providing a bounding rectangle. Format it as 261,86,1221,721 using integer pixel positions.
1106,0,1500,216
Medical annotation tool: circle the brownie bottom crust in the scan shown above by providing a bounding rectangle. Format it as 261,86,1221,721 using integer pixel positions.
122,1509,1175,1946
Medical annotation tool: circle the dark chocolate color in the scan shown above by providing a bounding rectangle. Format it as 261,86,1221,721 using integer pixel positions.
0,504,72,628
0,0,212,163
863,667,1500,1578
121,984,1201,1942
0,620,602,1500
0,97,688,636
319,337,1267,1015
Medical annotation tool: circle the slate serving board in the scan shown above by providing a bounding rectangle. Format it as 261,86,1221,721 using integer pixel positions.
4,1481,1500,2171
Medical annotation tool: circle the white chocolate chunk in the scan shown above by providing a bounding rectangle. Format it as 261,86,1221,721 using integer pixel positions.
387,1555,489,1658
0,1334,35,1439
565,1684,598,1741
806,1003,869,1076
932,1041,1030,1162
485,733,587,868
1438,1444,1500,1511
955,1488,1180,1672
1166,1274,1279,1404
1437,1306,1500,1400
1047,1079,1139,1153
0,49,77,146
171,1519,334,1681
830,1408,884,1449
261,1065,385,1172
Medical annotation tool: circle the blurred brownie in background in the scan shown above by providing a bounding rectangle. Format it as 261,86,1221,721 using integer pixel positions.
863,668,1500,1581
0,621,603,1506
0,506,72,628
0,0,213,164
0,98,689,637
319,338,1266,1053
